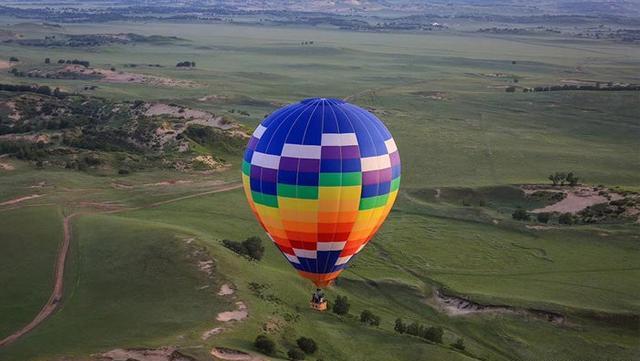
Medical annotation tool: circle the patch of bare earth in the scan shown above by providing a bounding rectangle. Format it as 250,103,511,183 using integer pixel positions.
144,103,235,130
97,347,195,361
523,185,623,214
216,301,248,322
0,161,15,171
201,327,224,340
429,288,565,324
62,65,199,88
211,347,265,361
0,60,13,70
218,284,234,296
0,194,43,206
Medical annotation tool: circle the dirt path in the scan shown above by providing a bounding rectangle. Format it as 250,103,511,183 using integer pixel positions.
0,194,43,206
0,181,242,349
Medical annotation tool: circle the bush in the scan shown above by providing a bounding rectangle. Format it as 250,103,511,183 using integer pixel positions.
296,337,317,354
394,318,407,334
254,335,276,356
287,348,306,360
243,236,265,260
512,208,530,221
222,236,265,261
423,326,444,343
9,56,18,62
536,212,551,223
452,338,465,351
559,213,574,225
332,295,350,315
360,310,381,326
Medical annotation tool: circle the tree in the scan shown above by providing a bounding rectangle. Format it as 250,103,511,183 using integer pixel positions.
512,208,530,221
296,337,317,354
566,172,579,186
394,318,407,334
360,310,380,326
332,295,350,315
423,326,444,343
559,213,574,225
406,322,422,336
452,338,465,351
44,57,50,64
287,348,306,360
243,236,264,260
254,335,276,356
9,56,18,62
536,212,551,223
548,172,567,186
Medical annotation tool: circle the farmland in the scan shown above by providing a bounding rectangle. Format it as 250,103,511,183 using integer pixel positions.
0,9,639,361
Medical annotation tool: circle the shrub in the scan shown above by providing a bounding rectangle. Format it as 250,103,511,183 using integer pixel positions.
394,318,407,334
332,295,350,315
254,335,276,356
423,326,444,343
9,56,18,62
559,213,574,225
243,236,265,260
222,237,264,261
406,322,423,336
287,348,306,360
536,212,551,223
452,338,465,350
296,337,317,354
360,310,380,326
512,208,530,221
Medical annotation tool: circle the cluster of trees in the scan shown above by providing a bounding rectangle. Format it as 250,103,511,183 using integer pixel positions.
254,335,318,360
0,141,47,161
394,318,444,343
512,208,575,225
176,61,196,67
548,172,580,186
0,83,64,97
300,41,315,45
57,59,91,67
222,236,264,260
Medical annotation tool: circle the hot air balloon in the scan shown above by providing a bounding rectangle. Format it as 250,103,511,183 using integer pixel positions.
241,98,400,300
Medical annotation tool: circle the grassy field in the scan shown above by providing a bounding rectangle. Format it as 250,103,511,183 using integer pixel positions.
0,19,638,361
0,206,63,340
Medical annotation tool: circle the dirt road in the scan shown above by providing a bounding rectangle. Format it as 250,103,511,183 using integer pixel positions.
0,182,242,348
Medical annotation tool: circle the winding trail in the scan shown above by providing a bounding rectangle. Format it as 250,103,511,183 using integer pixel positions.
0,182,242,348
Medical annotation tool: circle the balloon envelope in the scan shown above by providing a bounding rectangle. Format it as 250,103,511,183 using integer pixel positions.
241,98,400,287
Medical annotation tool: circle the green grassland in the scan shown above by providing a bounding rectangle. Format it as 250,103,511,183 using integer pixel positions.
0,20,639,361
0,206,63,339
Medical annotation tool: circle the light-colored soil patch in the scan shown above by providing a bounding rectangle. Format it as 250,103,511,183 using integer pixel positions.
429,288,564,324
98,347,195,361
531,187,623,214
0,133,52,144
216,301,248,322
218,284,234,296
62,65,199,88
145,103,234,130
201,327,224,340
143,180,193,187
0,161,15,171
0,60,12,70
198,260,215,276
0,194,43,206
198,94,230,102
211,347,264,361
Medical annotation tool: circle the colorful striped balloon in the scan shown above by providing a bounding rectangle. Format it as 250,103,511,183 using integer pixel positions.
241,98,400,287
